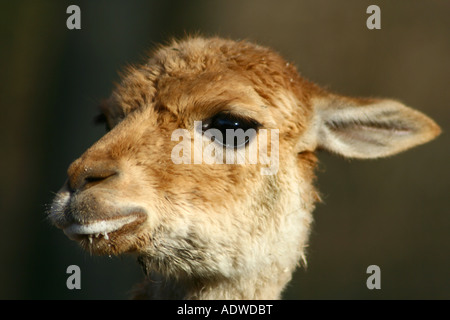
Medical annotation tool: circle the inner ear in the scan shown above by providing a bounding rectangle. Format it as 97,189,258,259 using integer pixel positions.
313,95,441,159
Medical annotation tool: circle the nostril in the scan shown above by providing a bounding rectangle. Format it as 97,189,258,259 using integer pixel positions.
68,165,119,192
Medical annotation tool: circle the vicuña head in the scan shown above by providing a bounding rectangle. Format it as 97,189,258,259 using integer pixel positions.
48,36,440,299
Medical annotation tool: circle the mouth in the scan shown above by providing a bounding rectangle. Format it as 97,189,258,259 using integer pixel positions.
63,212,147,246
49,184,150,254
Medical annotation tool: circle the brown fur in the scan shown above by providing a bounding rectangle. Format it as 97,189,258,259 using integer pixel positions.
48,36,440,299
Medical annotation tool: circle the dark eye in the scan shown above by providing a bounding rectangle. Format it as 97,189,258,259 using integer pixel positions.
201,112,261,148
94,113,112,132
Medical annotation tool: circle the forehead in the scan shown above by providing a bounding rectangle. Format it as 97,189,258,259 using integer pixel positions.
111,37,310,127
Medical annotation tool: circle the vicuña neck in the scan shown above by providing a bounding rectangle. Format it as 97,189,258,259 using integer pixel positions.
134,257,292,299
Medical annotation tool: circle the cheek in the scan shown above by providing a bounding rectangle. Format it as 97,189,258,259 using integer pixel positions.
161,164,258,212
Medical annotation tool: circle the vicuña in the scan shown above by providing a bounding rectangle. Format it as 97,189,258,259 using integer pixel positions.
49,36,440,299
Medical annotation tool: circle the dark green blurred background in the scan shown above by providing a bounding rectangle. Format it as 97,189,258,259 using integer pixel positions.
1,0,448,299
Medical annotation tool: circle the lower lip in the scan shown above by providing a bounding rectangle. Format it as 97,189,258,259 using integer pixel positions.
63,214,141,240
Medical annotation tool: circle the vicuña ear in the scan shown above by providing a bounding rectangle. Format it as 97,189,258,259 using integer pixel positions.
312,94,441,159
